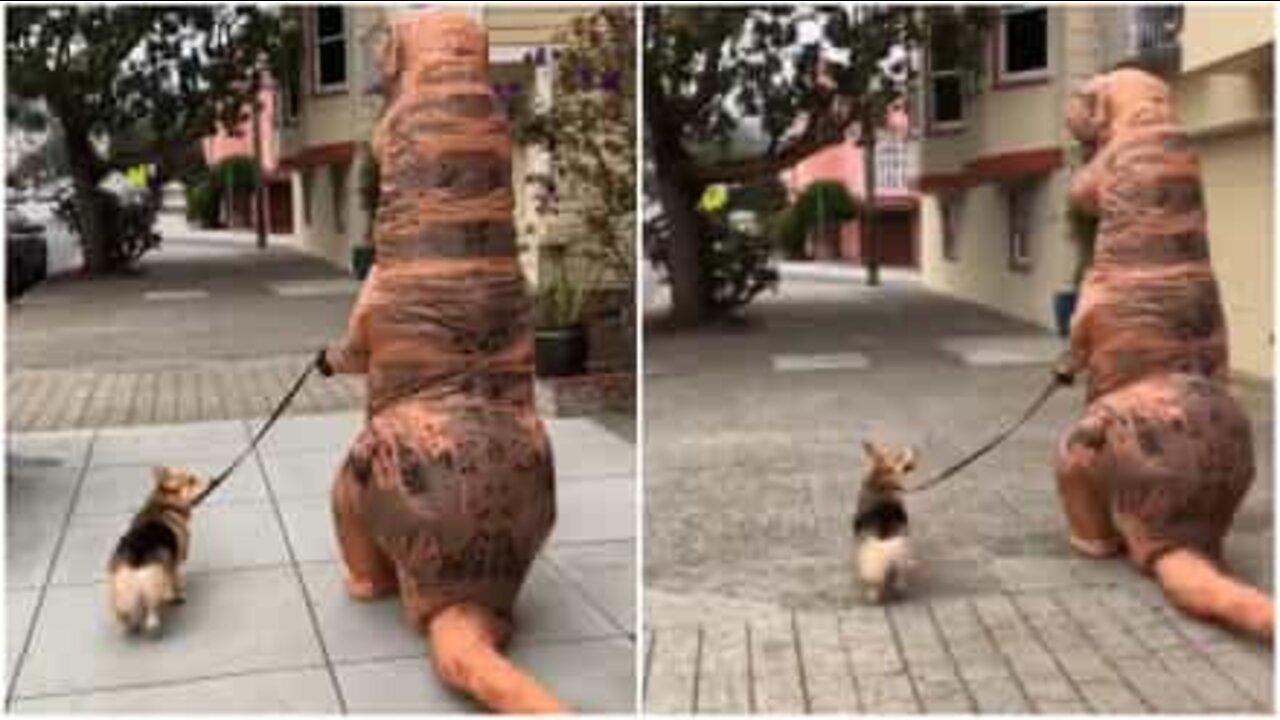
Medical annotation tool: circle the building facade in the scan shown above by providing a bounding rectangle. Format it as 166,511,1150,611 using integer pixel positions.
202,83,293,234
781,105,921,267
915,5,1272,378
275,6,583,283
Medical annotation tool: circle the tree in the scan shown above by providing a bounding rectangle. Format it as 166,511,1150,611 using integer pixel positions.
644,6,988,324
6,6,290,273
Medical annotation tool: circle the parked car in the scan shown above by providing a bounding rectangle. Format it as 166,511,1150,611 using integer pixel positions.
7,205,48,300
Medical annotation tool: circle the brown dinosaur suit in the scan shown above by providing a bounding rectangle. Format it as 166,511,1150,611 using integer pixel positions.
321,11,564,710
1058,68,1271,639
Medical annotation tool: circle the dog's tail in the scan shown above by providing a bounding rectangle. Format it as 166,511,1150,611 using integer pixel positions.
110,569,146,632
1154,548,1272,641
110,565,167,634
426,603,567,713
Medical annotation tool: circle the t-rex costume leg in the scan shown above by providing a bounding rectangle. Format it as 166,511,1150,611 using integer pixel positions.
1058,68,1272,640
319,11,564,710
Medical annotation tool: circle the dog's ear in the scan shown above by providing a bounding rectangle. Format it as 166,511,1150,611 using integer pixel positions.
901,446,917,472
152,466,170,486
862,440,882,463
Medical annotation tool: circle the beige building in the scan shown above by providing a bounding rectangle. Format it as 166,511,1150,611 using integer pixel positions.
275,5,585,284
916,6,1273,378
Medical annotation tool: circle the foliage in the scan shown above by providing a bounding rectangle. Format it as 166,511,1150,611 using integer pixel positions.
186,175,222,228
535,247,591,329
702,211,779,313
644,6,990,322
6,6,292,272
728,176,789,217
513,8,635,286
182,154,257,229
214,154,259,194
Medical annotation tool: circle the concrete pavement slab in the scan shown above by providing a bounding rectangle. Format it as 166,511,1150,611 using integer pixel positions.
549,476,636,545
51,503,290,585
547,540,636,635
13,566,324,698
11,667,340,713
72,460,268,516
547,417,636,480
89,421,250,467
335,637,634,713
259,445,347,500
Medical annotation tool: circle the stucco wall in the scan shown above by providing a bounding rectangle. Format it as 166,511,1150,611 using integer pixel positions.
1182,6,1273,73
920,9,1068,176
1198,128,1274,379
921,169,1076,329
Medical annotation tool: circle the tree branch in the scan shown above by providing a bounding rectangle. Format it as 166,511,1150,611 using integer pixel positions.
692,107,858,184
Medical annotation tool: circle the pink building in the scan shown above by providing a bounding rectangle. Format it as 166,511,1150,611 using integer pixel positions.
781,103,919,266
201,82,292,233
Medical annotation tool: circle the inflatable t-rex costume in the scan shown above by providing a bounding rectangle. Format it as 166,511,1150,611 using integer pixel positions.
1058,68,1272,640
318,11,564,711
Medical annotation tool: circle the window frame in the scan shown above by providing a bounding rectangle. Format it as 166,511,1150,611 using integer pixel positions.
1004,182,1035,271
995,5,1051,87
312,6,349,95
925,23,966,133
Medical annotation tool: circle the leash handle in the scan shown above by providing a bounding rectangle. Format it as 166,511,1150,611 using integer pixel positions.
905,376,1063,495
192,362,315,507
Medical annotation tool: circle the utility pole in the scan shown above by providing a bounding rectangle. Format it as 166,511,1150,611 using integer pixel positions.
251,68,269,250
861,112,880,286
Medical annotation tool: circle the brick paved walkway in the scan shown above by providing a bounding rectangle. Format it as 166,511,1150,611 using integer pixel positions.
8,232,363,432
644,583,1271,713
643,268,1273,713
8,357,363,432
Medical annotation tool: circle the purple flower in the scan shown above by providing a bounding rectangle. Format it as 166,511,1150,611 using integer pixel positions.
576,66,593,87
506,81,523,96
600,69,623,92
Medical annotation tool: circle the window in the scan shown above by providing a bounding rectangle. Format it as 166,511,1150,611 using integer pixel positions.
1005,182,1036,270
926,20,964,129
330,162,350,234
940,194,962,262
998,6,1049,83
314,6,347,92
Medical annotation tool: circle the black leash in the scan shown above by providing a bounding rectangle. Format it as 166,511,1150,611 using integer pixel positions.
191,362,315,507
905,375,1065,495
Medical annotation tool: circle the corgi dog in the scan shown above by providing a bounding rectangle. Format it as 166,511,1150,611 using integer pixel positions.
107,466,206,634
853,441,915,604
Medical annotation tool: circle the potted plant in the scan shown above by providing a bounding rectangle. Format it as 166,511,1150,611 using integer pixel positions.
352,152,378,280
535,247,591,377
1056,205,1097,337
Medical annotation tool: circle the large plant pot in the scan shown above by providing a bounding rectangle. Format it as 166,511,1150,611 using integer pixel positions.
535,324,588,377
351,245,375,280
1053,289,1078,339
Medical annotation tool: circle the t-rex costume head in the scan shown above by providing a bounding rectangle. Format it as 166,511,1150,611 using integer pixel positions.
368,12,517,267
1067,67,1176,148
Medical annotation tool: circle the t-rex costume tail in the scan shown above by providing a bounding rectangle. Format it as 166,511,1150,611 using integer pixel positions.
1059,68,1272,640
321,11,564,710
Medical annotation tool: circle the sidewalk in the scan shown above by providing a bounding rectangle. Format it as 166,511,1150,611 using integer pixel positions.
643,271,1272,713
7,232,362,432
6,411,635,713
